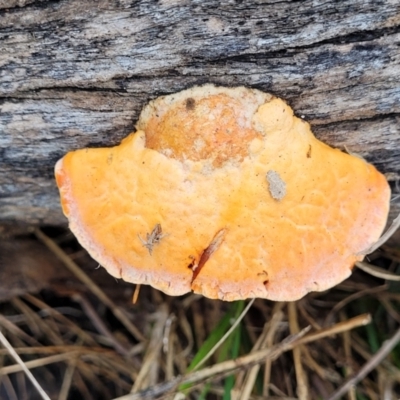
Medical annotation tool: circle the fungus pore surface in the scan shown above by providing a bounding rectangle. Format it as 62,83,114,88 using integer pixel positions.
55,85,391,301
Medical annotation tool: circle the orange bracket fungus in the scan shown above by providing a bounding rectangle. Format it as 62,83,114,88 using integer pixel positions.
55,85,390,301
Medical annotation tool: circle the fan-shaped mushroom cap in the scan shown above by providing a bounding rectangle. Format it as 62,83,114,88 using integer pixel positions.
55,85,390,301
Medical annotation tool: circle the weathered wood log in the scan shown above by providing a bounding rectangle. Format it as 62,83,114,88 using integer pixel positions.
1,0,399,225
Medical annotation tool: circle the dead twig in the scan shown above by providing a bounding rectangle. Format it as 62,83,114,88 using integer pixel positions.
326,326,400,400
113,313,371,400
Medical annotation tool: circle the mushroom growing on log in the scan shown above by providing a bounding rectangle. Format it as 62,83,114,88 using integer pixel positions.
55,85,390,301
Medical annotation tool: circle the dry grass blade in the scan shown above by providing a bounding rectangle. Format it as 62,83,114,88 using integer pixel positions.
114,313,370,400
58,351,79,400
340,312,356,400
22,294,99,348
0,346,113,357
361,213,400,255
132,285,141,304
323,285,387,326
326,326,400,400
34,228,145,342
0,352,80,375
1,375,18,400
236,304,284,400
72,293,130,355
0,314,42,347
0,329,51,400
263,304,285,397
288,302,308,400
163,313,177,380
355,261,400,281
193,298,255,371
131,304,169,392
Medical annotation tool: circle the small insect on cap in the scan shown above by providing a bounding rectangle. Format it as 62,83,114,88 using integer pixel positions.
55,85,390,301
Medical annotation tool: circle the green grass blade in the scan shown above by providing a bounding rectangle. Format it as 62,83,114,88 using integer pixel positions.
179,301,246,394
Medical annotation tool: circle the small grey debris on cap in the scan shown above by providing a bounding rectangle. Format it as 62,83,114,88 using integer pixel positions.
266,170,286,201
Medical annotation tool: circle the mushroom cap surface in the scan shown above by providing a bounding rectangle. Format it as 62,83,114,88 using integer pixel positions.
55,85,390,301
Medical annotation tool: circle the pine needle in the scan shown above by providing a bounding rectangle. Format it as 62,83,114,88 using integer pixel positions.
0,329,51,400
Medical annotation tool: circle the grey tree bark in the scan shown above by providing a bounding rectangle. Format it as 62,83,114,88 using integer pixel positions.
1,0,399,225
